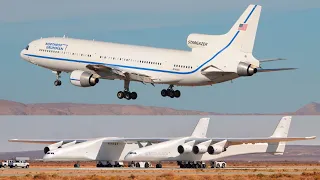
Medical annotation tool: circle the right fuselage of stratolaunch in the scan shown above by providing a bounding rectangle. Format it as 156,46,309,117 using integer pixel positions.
20,4,262,87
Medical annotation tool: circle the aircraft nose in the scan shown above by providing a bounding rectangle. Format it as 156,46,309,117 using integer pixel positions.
43,154,52,161
20,49,28,61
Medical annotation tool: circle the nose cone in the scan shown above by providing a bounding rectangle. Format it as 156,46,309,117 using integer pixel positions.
43,154,54,161
20,49,28,61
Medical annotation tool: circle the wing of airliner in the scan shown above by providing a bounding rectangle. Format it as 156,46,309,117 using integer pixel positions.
86,64,154,84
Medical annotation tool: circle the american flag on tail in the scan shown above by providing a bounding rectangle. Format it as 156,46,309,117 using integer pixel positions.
238,23,248,31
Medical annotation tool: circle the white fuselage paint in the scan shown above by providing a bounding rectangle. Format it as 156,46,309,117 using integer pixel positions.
43,138,143,162
20,37,249,86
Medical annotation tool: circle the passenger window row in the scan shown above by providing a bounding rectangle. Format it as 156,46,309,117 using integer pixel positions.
174,64,193,69
39,49,92,57
99,56,162,65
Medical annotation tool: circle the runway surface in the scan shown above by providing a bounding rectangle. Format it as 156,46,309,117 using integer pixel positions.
1,166,320,177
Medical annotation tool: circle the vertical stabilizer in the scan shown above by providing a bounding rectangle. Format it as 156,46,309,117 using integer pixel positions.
227,4,262,53
271,116,292,138
191,118,210,138
268,116,292,155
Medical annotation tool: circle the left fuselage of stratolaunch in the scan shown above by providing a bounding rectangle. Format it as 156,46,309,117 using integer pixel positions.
20,37,241,86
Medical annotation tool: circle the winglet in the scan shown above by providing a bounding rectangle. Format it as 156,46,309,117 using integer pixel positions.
271,116,292,138
191,118,210,138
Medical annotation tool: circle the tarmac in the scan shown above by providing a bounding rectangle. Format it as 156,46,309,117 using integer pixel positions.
0,166,319,177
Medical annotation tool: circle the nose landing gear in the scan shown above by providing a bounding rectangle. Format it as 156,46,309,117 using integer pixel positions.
53,71,62,86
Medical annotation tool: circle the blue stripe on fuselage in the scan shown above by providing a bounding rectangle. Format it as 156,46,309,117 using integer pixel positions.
24,5,257,75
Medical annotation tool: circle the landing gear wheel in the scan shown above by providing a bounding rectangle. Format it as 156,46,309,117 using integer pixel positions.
144,162,149,168
117,91,124,99
131,92,137,100
174,90,181,98
161,89,167,97
221,163,225,168
54,80,62,86
135,162,140,168
156,164,162,168
168,90,174,98
74,163,80,168
124,91,131,100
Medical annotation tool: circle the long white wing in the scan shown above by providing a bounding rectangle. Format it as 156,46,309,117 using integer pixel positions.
8,137,175,145
188,136,316,146
8,139,89,144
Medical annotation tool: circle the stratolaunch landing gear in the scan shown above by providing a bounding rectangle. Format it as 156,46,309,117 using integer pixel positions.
117,80,138,100
53,71,62,86
161,85,180,98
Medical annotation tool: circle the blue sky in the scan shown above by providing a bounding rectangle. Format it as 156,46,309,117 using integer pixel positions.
1,0,320,113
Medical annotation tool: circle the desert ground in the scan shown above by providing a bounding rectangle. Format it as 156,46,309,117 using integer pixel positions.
1,161,320,179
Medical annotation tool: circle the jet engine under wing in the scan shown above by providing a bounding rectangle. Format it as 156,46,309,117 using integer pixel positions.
86,64,154,84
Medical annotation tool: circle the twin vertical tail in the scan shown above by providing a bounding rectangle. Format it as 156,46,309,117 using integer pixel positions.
268,116,292,155
191,118,210,138
227,4,262,53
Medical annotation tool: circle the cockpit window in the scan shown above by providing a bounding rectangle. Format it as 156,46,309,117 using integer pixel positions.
25,45,29,50
128,152,137,154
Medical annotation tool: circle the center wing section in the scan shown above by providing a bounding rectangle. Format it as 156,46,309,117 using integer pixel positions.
86,64,154,84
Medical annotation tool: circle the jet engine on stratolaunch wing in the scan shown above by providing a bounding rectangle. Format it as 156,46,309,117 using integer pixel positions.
44,141,63,154
207,145,225,155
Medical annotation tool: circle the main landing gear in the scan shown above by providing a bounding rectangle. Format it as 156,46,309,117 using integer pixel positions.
117,80,138,100
161,85,180,98
53,71,62,86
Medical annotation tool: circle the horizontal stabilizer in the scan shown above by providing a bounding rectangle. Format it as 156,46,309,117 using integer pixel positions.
259,58,287,63
258,68,297,73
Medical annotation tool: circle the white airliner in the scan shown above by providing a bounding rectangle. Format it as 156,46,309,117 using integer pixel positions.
20,4,295,100
124,116,316,168
9,116,315,168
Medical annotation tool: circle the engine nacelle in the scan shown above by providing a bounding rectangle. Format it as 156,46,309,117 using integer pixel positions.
187,33,210,49
237,62,257,76
70,70,99,87
207,145,225,155
192,145,208,154
177,144,193,154
44,141,63,154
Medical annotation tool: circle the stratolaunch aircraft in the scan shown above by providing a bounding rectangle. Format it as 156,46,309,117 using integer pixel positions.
124,116,315,168
20,4,295,100
9,117,315,168
9,117,211,168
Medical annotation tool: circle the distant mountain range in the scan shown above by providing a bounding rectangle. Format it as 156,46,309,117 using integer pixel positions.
0,145,319,162
0,99,320,115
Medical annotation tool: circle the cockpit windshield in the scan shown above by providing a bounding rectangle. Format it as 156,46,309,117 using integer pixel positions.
25,45,29,50
128,152,137,155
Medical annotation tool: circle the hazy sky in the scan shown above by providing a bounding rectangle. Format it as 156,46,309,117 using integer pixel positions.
1,116,318,152
1,0,320,113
